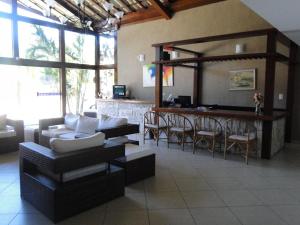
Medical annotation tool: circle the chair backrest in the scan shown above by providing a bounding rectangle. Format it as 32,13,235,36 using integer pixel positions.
144,111,167,127
225,118,257,138
194,116,222,134
167,113,193,130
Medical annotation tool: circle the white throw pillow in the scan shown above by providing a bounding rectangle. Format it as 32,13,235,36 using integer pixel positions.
98,114,128,130
75,116,99,134
50,132,105,153
64,113,79,130
0,114,7,130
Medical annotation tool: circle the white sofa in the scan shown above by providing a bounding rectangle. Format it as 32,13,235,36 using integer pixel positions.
39,114,131,147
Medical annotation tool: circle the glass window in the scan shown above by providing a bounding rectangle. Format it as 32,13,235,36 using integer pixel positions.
66,69,95,114
18,4,60,23
100,69,115,99
0,18,13,57
100,35,115,65
0,65,61,125
65,31,95,65
0,0,11,13
18,22,60,61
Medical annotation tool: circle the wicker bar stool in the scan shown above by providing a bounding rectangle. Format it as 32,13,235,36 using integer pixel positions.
193,116,222,157
143,111,168,146
224,118,258,164
167,113,194,151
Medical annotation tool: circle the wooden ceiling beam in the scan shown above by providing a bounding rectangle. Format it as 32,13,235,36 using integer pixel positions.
148,0,172,19
122,0,226,25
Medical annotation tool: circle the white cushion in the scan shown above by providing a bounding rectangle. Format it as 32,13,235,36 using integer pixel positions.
62,163,107,182
108,136,129,144
229,134,256,141
0,125,16,138
124,144,155,161
75,116,99,134
64,113,79,130
42,128,73,138
59,132,90,139
98,114,128,130
0,114,7,130
197,131,221,137
50,132,105,153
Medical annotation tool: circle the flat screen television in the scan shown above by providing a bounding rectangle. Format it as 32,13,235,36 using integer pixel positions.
113,85,126,99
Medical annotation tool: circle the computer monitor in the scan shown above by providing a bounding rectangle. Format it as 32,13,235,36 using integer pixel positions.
113,85,126,99
178,96,191,108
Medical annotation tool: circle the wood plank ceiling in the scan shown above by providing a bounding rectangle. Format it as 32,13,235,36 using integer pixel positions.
17,0,226,30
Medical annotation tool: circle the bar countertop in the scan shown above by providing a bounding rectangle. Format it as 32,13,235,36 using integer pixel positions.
152,107,287,121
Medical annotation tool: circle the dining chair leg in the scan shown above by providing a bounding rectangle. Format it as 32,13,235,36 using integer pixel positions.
246,143,249,164
212,138,215,158
224,138,227,160
193,136,196,154
156,129,159,146
182,133,185,151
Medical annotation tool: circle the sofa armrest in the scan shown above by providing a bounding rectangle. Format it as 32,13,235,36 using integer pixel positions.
7,119,24,142
95,124,140,139
20,142,125,173
39,117,65,131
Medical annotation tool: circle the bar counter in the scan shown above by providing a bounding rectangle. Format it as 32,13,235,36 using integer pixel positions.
153,107,287,159
152,107,287,121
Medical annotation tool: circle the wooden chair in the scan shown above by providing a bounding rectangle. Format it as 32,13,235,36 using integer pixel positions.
193,116,222,157
167,113,194,151
224,118,258,164
143,111,168,146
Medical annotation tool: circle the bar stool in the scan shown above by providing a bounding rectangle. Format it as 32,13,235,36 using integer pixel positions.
167,113,194,151
224,118,258,164
193,116,222,157
143,111,168,146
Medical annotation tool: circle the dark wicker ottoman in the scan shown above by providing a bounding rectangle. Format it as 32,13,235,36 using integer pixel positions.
112,145,155,185
19,142,126,223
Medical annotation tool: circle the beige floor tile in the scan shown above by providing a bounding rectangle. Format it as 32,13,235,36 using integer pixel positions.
181,191,225,208
251,189,299,205
148,209,195,225
125,181,145,194
0,214,17,225
104,210,149,225
231,206,287,225
271,205,300,225
9,213,54,225
205,177,245,190
190,207,241,225
146,191,186,209
144,177,178,193
107,193,146,211
57,208,105,225
216,190,262,206
175,178,212,191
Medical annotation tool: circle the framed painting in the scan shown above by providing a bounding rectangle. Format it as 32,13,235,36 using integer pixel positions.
143,64,174,87
229,69,256,90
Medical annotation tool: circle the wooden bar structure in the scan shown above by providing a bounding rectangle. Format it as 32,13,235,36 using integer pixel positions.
152,28,298,159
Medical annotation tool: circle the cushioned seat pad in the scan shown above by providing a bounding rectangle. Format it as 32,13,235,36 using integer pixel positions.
59,132,90,139
197,130,221,136
229,134,256,141
145,123,167,129
170,127,193,132
42,128,73,138
0,125,16,138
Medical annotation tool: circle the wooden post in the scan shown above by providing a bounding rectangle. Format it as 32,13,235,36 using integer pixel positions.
193,53,202,107
95,35,100,97
12,0,19,59
285,42,298,142
261,31,277,159
155,46,163,108
59,29,66,115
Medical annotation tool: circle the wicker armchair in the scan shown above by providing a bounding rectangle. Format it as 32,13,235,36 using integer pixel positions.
167,113,194,151
224,118,258,164
193,116,222,157
0,118,24,154
143,111,168,146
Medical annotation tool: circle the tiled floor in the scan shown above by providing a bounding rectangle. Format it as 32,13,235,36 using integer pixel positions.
1,142,300,225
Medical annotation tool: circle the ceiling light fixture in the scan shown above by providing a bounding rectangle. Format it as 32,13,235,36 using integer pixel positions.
44,0,124,33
